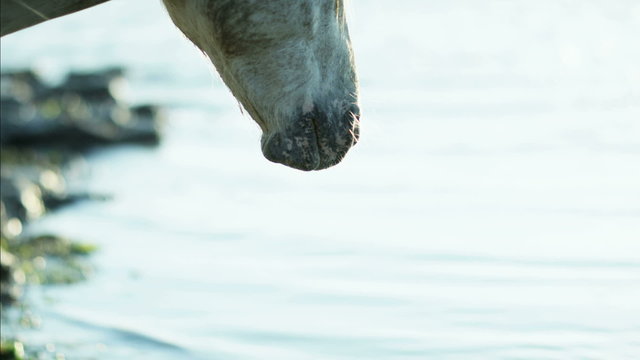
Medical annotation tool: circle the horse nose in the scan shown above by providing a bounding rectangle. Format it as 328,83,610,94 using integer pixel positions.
261,105,360,171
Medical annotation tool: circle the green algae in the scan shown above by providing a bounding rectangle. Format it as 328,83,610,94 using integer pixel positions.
2,235,97,287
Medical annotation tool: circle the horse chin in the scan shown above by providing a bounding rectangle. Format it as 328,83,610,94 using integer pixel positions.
260,106,360,171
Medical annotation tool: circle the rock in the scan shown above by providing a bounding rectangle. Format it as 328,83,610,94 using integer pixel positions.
0,150,98,227
0,68,163,149
0,69,47,101
1,247,24,305
61,67,125,103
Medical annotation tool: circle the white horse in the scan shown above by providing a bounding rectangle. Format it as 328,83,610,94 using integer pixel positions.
1,0,361,171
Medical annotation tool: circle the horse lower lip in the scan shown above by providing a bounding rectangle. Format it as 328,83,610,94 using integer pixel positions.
261,113,358,171
262,137,321,171
261,118,321,171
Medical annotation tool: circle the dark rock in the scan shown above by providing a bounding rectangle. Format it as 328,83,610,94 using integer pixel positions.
0,248,23,305
0,150,100,227
59,67,125,103
0,176,30,224
0,68,163,149
0,69,47,101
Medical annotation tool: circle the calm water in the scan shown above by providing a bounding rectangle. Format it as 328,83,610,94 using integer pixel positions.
2,0,640,359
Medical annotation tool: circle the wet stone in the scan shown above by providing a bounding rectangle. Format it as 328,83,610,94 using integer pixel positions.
0,68,163,149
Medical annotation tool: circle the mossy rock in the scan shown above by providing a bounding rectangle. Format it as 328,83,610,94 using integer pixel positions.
0,340,25,360
1,234,97,289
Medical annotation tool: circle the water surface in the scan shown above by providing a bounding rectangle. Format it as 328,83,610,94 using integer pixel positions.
1,0,639,359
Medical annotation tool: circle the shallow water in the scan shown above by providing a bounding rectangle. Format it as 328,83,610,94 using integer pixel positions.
2,0,640,359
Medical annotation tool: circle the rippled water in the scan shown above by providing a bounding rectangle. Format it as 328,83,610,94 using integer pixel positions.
2,0,640,359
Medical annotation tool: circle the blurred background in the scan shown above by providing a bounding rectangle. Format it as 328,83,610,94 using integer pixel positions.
1,0,639,359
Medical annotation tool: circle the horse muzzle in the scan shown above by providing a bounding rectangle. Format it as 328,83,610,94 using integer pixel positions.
261,105,360,171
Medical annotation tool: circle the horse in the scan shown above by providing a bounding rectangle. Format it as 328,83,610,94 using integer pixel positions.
1,0,361,171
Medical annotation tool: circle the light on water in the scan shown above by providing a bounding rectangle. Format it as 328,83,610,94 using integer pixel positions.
1,0,639,359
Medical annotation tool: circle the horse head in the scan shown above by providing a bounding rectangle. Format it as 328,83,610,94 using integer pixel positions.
163,0,360,171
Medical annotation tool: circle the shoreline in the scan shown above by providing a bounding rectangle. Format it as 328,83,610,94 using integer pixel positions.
1,67,163,359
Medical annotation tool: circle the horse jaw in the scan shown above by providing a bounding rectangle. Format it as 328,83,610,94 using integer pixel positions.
163,0,360,171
